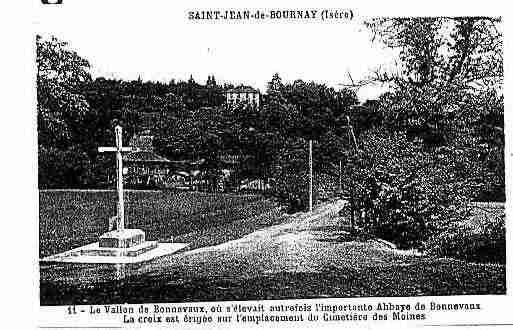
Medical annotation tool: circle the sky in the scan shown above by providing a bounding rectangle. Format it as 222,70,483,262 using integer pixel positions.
34,2,399,102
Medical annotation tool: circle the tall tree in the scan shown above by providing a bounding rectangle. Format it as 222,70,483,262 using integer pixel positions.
37,35,92,148
37,35,95,188
343,17,505,246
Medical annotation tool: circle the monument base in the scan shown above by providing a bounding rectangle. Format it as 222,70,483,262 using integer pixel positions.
40,228,188,264
40,242,188,264
99,229,146,248
80,240,159,257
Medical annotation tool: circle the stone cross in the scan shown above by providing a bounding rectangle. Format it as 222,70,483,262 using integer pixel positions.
98,125,136,231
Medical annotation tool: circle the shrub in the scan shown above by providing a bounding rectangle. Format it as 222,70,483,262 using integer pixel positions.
345,129,478,248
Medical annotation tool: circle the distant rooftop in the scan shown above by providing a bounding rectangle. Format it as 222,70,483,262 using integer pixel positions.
224,86,259,94
124,151,171,163
129,133,153,152
124,133,171,163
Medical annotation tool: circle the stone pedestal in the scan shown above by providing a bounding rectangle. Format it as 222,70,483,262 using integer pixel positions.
99,229,146,248
41,227,188,264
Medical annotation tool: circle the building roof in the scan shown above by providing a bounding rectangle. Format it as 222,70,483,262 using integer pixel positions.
224,86,259,94
124,133,171,163
124,151,172,163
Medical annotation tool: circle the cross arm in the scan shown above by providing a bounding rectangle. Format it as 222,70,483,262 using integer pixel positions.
98,147,117,153
98,147,139,153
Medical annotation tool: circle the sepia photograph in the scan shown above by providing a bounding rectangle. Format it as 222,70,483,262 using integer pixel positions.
36,10,505,309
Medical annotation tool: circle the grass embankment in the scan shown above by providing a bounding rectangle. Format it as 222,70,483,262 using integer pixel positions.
426,202,505,264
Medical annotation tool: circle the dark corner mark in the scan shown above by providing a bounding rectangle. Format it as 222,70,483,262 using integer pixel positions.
41,0,63,5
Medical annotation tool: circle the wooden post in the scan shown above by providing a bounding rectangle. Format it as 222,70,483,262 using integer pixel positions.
346,116,358,232
339,159,342,193
349,172,355,233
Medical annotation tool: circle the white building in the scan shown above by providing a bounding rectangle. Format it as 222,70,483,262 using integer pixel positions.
224,86,260,107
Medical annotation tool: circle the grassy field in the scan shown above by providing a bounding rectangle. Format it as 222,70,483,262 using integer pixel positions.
39,190,284,258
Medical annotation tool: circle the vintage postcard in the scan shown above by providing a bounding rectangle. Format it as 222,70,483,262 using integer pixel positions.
23,0,513,329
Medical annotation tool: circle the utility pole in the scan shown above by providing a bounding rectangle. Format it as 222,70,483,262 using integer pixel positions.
309,139,313,213
339,159,342,193
346,116,357,233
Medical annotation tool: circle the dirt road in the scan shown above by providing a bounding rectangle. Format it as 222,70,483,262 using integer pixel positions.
140,200,420,278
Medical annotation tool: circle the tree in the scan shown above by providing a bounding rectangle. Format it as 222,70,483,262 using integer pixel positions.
37,35,95,188
365,17,502,90
254,74,359,209
341,17,505,247
37,35,92,148
364,17,503,195
270,137,310,212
